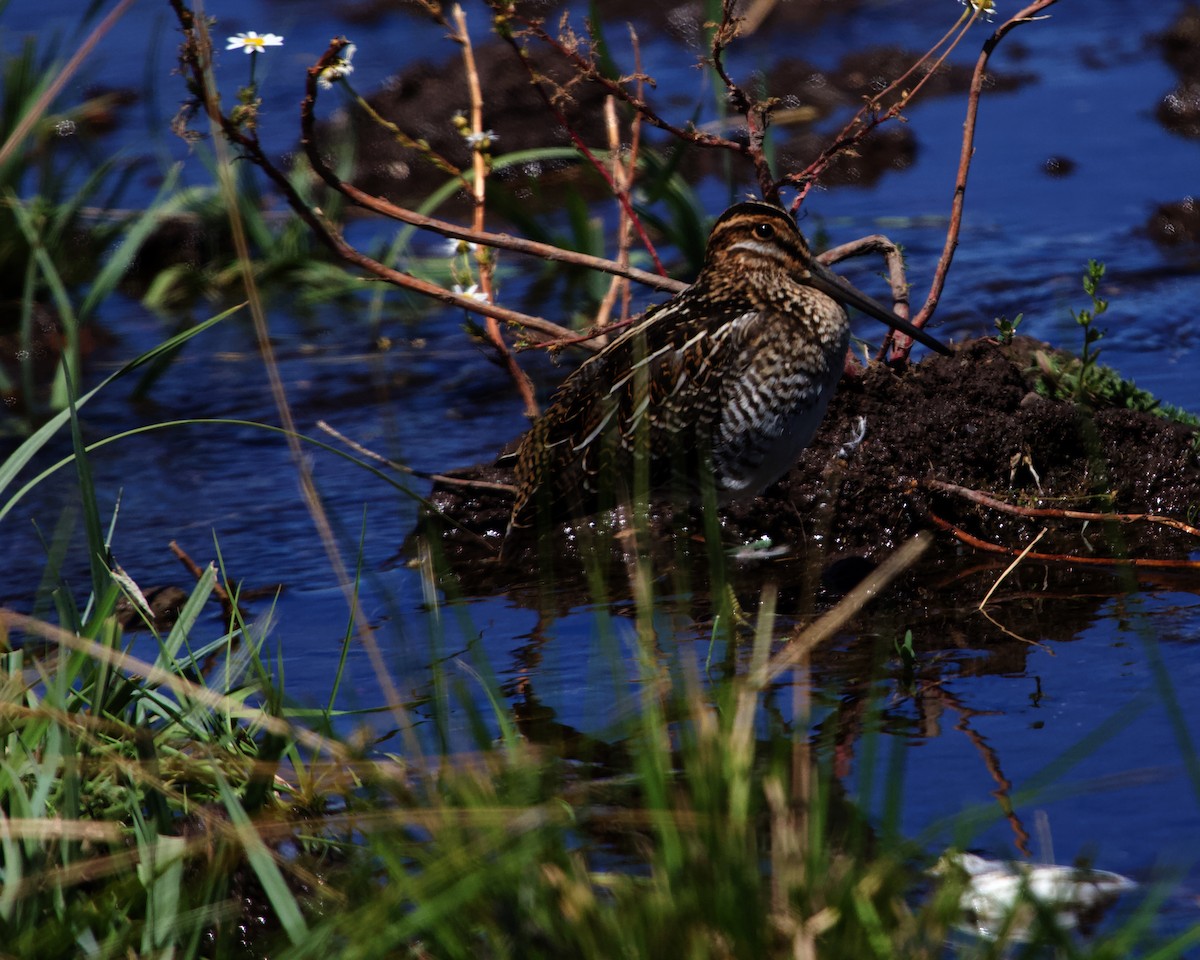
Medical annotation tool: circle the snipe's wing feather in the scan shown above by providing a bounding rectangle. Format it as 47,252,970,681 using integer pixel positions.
510,297,754,526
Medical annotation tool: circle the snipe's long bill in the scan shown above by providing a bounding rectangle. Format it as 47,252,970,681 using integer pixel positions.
800,254,949,357
504,199,950,549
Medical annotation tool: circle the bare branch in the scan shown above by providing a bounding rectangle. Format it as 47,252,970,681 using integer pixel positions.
488,19,669,276
889,0,1061,359
709,0,777,201
451,3,539,416
926,511,1200,569
928,478,1200,539
488,3,755,159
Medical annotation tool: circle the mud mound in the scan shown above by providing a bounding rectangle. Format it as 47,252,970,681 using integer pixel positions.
418,336,1200,594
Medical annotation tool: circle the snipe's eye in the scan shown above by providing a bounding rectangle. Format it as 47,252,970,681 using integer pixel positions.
753,222,775,240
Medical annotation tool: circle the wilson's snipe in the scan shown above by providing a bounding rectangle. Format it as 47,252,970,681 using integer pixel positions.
505,200,949,544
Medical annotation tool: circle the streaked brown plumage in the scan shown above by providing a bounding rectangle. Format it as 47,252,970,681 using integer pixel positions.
505,200,949,544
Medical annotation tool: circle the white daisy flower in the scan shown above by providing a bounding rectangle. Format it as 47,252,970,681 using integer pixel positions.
226,31,285,54
959,0,996,19
453,283,490,303
443,237,478,256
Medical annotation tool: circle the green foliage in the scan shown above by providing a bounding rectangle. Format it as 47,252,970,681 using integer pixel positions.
1070,259,1109,403
0,407,299,953
993,312,1023,345
1035,261,1200,433
1037,349,1200,427
0,25,188,430
0,36,132,301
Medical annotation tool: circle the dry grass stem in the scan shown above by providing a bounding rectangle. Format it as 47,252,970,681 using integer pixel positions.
763,532,932,685
452,3,539,416
980,526,1048,610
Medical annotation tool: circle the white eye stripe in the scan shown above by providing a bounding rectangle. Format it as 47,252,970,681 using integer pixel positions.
727,239,791,261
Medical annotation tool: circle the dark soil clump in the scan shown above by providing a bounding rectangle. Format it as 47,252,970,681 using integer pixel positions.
419,336,1200,594
1148,6,1200,241
1147,196,1200,246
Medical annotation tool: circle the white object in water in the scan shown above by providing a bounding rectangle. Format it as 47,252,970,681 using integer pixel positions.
940,852,1136,939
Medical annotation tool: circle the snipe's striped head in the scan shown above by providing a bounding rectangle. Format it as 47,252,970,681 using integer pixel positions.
702,200,950,355
703,200,814,274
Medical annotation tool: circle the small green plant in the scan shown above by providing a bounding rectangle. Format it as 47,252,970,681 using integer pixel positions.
1070,259,1109,403
1033,260,1199,433
993,312,1023,345
1032,260,1109,407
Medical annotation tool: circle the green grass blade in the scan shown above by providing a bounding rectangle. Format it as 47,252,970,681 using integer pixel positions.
215,773,308,944
1,417,435,529
156,563,217,668
0,304,241,507
135,830,188,954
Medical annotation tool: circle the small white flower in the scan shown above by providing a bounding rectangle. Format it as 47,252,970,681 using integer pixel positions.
226,31,285,54
453,283,490,303
463,129,497,149
959,0,996,19
443,237,478,256
318,43,357,89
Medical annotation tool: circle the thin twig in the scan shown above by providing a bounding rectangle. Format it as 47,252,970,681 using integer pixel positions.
489,19,668,276
345,88,465,181
168,25,585,347
168,540,241,625
927,510,1200,569
710,0,777,200
928,477,1200,538
889,0,1061,359
979,526,1047,609
784,6,983,206
489,3,755,158
820,234,914,326
299,42,685,303
315,420,515,495
452,4,539,417
593,96,630,334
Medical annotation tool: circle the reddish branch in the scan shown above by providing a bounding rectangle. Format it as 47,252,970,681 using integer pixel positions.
173,1,1060,368
783,11,981,209
168,14,588,346
710,0,777,202
926,511,1200,570
487,22,668,276
168,539,243,628
451,5,539,415
886,0,1061,359
485,3,755,159
927,478,1200,539
821,234,914,326
297,45,686,299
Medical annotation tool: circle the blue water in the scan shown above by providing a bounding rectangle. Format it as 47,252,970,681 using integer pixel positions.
3,0,1200,947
